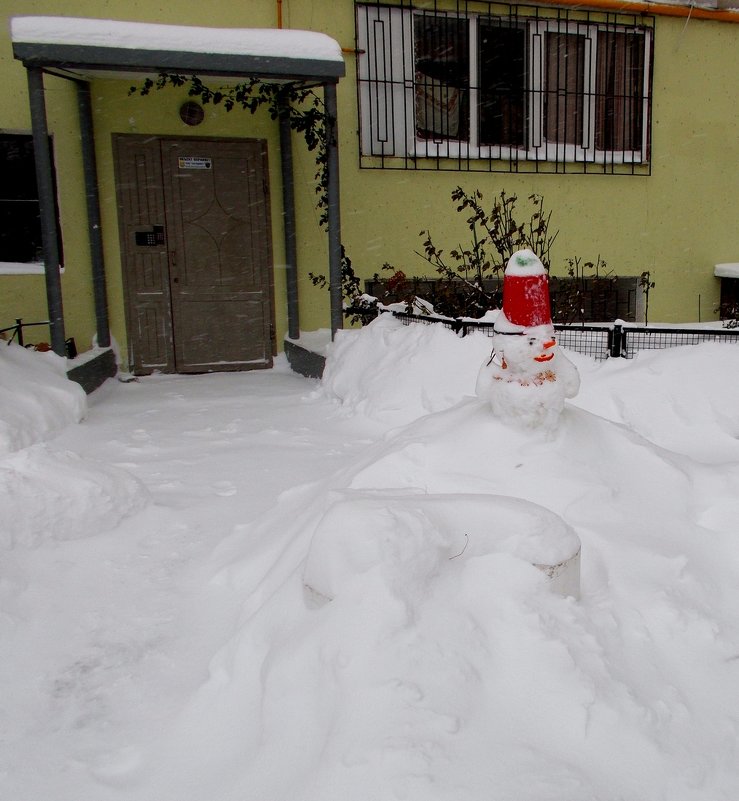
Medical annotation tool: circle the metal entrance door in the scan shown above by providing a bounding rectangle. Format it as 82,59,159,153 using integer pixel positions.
114,135,274,374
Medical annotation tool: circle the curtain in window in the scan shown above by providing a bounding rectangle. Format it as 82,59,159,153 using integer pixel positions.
544,32,585,145
414,15,468,140
595,31,645,152
415,79,462,138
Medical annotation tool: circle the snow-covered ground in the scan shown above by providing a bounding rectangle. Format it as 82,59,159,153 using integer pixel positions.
3,314,739,801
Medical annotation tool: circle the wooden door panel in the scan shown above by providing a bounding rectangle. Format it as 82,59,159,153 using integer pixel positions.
175,297,268,370
113,135,174,374
132,251,168,293
133,304,172,367
162,140,273,373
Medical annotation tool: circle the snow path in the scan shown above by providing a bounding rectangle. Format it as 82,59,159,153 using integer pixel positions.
1,362,380,801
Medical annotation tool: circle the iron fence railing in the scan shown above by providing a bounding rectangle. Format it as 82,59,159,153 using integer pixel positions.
0,318,50,347
350,307,739,360
1,318,77,358
618,326,739,358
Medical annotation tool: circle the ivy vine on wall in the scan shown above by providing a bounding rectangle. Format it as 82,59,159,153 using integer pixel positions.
129,74,333,227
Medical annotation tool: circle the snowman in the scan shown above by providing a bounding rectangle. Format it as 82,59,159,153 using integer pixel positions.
476,249,579,431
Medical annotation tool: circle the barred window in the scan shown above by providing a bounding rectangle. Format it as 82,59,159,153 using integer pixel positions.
356,2,653,174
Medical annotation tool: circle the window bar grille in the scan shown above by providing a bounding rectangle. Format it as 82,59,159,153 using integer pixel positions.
356,0,653,175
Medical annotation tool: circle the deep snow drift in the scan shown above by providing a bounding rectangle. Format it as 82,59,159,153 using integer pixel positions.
2,317,739,801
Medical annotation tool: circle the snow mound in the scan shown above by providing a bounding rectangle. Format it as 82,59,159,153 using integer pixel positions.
0,342,86,455
324,316,739,461
0,443,149,548
304,491,581,601
322,313,491,425
6,314,739,800
572,341,739,461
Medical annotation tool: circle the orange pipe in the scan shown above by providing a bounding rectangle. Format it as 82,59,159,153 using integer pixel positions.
543,0,739,24
277,0,283,29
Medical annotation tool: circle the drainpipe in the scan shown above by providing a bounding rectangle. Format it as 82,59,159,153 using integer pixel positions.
76,80,111,349
544,0,739,23
278,95,300,340
323,81,343,338
26,66,66,357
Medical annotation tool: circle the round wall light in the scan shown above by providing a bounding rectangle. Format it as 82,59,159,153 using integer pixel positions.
179,101,205,127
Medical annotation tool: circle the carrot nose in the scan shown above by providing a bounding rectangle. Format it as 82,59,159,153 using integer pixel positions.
534,339,557,363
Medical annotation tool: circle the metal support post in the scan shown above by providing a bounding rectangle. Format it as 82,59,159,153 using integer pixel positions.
76,80,111,348
26,66,66,357
323,82,343,338
279,95,300,340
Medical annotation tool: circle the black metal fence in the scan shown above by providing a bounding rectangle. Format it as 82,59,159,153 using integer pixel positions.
0,318,50,347
383,309,739,359
1,318,77,358
618,326,739,359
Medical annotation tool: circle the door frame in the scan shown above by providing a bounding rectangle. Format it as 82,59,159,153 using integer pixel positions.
113,133,276,375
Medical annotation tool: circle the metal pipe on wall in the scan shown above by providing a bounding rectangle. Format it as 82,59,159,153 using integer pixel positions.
544,0,739,23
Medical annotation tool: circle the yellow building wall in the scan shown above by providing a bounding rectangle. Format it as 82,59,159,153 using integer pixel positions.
1,63,93,347
329,12,739,327
1,0,738,363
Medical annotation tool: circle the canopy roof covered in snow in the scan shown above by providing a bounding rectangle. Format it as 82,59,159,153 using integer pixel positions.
10,16,346,358
10,16,345,81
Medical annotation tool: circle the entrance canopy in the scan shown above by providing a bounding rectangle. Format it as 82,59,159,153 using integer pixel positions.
11,16,345,81
11,16,345,357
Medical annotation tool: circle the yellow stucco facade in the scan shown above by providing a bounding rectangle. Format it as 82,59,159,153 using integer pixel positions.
2,0,738,366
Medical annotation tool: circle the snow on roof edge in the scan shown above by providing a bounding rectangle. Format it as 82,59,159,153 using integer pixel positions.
10,16,344,63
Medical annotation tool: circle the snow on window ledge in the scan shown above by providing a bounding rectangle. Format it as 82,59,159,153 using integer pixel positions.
0,262,46,275
714,263,739,279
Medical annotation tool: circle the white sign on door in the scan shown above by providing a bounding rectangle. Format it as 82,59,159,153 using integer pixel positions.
178,156,212,170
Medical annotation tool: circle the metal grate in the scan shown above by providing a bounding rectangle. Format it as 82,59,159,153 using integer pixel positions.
355,0,654,175
621,327,739,358
392,310,613,359
553,325,612,360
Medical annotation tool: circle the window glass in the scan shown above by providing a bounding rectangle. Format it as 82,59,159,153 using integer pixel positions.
0,134,43,263
414,14,469,140
595,30,645,152
478,21,526,147
544,32,586,146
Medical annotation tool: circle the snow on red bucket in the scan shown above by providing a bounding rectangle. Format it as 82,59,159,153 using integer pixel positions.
499,249,551,330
